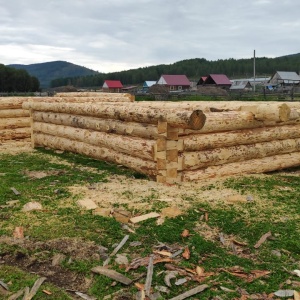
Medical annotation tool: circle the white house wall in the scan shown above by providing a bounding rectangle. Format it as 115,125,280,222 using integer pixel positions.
157,77,167,85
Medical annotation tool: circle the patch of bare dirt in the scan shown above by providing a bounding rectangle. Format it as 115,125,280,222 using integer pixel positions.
0,237,105,294
0,236,102,261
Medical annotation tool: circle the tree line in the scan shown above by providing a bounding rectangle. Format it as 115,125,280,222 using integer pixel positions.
50,54,300,88
0,64,40,92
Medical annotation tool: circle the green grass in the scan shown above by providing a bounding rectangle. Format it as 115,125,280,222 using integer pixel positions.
0,150,299,299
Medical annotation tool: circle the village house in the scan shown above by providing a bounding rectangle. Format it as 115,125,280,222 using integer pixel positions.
102,80,123,93
157,75,191,91
230,80,252,92
142,81,156,92
268,71,300,87
197,74,232,89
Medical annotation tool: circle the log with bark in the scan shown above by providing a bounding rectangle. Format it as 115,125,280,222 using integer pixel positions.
183,137,300,170
0,109,30,118
23,102,206,130
33,122,155,160
0,117,30,130
34,133,157,177
183,124,300,151
182,151,300,181
32,111,159,139
0,127,31,141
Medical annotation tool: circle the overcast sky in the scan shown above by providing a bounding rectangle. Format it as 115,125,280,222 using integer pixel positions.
1,0,299,73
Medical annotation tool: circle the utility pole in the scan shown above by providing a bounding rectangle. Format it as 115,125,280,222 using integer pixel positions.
253,50,256,93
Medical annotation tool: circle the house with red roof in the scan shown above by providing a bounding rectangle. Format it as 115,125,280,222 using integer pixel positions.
198,74,232,89
157,75,191,91
102,80,123,92
197,76,207,85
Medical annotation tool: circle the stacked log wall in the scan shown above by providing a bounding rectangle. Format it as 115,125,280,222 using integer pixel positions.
0,98,31,142
176,103,300,181
25,97,204,179
3,93,300,183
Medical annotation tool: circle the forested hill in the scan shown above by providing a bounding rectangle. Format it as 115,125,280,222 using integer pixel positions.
50,53,300,88
9,61,99,88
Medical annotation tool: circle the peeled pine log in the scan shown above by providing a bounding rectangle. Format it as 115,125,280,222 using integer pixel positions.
0,117,30,130
28,96,133,103
0,98,27,109
240,103,290,122
182,151,300,181
32,111,159,139
33,122,155,160
23,102,206,130
55,92,134,101
183,124,300,151
0,109,30,118
138,101,298,122
0,127,31,141
183,137,300,170
34,133,157,177
182,111,263,134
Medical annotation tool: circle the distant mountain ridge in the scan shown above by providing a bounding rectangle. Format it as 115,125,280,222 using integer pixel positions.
8,61,99,88
7,53,300,89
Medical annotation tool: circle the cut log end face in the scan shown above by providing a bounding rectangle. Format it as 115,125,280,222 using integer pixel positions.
189,110,206,130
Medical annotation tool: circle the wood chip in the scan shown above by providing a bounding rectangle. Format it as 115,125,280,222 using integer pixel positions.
196,266,205,276
254,231,272,248
168,284,209,300
91,266,132,285
10,187,21,195
0,280,9,290
8,289,25,300
164,271,178,287
42,290,52,295
23,277,47,300
171,249,183,258
103,235,129,266
129,212,160,224
181,229,190,237
294,290,300,300
136,290,146,300
182,247,190,260
153,250,172,257
145,255,154,296
75,291,97,300
175,278,187,285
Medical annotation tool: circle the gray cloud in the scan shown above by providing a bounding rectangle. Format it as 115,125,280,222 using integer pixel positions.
0,0,299,72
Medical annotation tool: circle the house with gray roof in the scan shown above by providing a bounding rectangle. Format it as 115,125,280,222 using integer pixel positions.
230,80,252,91
268,71,300,86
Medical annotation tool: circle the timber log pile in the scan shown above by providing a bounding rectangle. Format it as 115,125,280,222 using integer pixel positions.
22,97,300,183
0,97,31,142
0,93,134,144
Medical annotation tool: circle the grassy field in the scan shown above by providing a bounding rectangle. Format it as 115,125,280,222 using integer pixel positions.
0,149,299,299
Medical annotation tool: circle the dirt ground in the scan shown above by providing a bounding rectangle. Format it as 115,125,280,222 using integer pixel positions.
0,140,268,215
